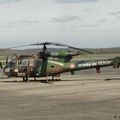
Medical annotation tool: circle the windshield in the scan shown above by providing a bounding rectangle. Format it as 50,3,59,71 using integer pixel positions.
18,58,28,66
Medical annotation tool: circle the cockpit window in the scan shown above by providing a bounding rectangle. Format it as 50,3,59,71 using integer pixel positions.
18,58,28,66
7,59,16,67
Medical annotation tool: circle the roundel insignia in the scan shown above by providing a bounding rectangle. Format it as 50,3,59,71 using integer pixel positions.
70,64,75,69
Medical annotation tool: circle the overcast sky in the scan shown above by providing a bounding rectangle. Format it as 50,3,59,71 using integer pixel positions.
0,0,120,48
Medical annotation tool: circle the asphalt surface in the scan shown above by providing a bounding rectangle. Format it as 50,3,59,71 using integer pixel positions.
0,67,120,120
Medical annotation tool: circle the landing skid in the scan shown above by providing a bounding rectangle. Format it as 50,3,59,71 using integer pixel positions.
22,74,29,82
22,76,61,83
45,75,61,83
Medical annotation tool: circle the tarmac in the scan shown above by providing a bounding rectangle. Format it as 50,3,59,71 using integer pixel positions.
0,67,120,120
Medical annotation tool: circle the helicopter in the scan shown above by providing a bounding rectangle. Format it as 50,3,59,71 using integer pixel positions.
1,42,120,82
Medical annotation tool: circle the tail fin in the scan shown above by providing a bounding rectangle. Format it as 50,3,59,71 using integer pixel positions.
112,57,120,68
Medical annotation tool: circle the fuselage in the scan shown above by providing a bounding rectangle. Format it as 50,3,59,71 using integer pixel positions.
3,56,120,78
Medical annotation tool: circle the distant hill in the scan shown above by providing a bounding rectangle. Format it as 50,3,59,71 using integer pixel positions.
90,47,120,54
0,47,120,56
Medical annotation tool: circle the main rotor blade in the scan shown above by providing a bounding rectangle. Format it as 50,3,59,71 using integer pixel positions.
0,42,93,54
0,44,35,51
31,42,93,54
50,42,93,54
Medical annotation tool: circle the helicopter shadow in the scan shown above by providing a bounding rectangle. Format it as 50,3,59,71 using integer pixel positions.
0,77,59,84
0,77,84,84
104,77,120,81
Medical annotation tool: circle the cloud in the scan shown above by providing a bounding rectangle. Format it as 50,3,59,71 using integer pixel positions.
0,0,23,4
0,20,39,28
107,10,120,20
81,23,100,28
107,11,120,16
117,16,120,19
55,0,98,4
19,20,39,25
50,16,81,23
98,19,107,23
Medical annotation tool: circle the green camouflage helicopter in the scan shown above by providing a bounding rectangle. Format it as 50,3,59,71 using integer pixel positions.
2,42,120,82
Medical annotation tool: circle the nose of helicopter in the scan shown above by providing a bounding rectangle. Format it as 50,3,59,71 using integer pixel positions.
0,69,8,78
0,69,3,75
